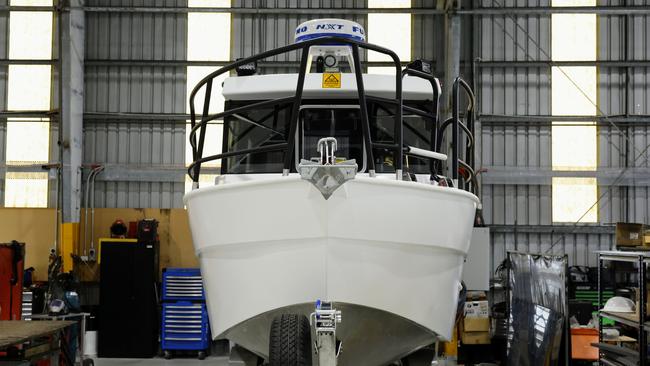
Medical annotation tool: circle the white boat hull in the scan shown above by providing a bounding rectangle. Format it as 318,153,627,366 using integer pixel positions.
184,176,478,365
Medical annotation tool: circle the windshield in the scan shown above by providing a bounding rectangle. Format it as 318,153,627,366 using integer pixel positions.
222,100,435,175
300,107,364,168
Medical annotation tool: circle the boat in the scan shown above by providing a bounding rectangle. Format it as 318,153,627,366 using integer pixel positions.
184,19,480,366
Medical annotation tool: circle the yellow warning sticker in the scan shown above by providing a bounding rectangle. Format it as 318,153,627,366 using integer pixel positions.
322,73,341,88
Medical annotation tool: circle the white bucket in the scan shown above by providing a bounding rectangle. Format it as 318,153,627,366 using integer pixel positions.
84,330,97,356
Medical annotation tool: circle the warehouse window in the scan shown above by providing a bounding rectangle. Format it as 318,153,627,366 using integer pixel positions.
8,9,52,59
187,0,230,62
6,119,50,164
7,65,52,111
185,0,230,192
5,0,53,207
5,172,49,208
367,0,411,74
10,0,52,5
551,0,598,222
552,178,598,223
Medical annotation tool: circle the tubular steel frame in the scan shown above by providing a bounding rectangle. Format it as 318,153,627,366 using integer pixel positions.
187,36,477,195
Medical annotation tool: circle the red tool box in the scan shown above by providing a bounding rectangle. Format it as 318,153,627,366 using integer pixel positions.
0,241,25,320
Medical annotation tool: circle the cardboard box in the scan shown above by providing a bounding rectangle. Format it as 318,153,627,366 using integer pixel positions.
464,301,489,318
616,222,644,246
466,291,487,301
644,233,650,246
460,321,491,345
461,331,491,345
464,317,490,332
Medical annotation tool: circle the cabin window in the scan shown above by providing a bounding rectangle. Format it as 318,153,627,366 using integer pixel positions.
300,108,364,168
221,100,434,175
222,102,292,174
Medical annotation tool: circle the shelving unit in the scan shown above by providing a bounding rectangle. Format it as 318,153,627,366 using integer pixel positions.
597,251,650,366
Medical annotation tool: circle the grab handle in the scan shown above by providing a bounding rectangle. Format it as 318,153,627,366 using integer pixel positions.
405,146,447,161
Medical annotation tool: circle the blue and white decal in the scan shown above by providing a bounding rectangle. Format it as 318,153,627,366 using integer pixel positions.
294,19,366,44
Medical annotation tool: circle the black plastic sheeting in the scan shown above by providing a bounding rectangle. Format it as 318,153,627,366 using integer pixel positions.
507,252,568,366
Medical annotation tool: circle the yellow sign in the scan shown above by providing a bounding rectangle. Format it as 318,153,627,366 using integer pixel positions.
322,73,341,88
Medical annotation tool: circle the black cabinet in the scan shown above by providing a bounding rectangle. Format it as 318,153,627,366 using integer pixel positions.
98,242,159,358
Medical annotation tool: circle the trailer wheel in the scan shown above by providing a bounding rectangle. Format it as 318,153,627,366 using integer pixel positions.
268,314,312,366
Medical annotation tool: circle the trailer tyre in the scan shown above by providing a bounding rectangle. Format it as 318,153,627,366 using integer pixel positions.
269,314,312,366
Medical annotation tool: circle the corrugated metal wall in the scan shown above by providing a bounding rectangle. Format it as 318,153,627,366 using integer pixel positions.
475,0,559,270
84,0,187,208
598,0,650,225
478,0,650,270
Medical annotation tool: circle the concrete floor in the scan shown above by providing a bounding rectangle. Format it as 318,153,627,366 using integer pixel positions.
91,357,467,366
93,356,231,365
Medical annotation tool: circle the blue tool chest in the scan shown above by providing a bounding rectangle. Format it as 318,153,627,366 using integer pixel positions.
161,268,210,359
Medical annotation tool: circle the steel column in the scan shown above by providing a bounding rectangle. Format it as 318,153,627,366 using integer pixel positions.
443,2,461,180
59,0,84,223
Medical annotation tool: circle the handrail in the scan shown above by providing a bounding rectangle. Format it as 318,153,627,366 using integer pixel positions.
187,143,289,178
188,35,403,184
449,77,477,194
405,146,447,161
456,77,476,173
401,67,441,176
437,117,474,153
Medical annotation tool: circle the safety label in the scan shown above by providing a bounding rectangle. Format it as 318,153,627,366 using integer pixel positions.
322,73,341,88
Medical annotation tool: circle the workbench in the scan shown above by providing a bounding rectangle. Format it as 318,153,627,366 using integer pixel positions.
0,320,75,364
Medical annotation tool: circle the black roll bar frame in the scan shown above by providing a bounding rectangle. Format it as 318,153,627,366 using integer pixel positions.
187,36,402,184
187,36,475,195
